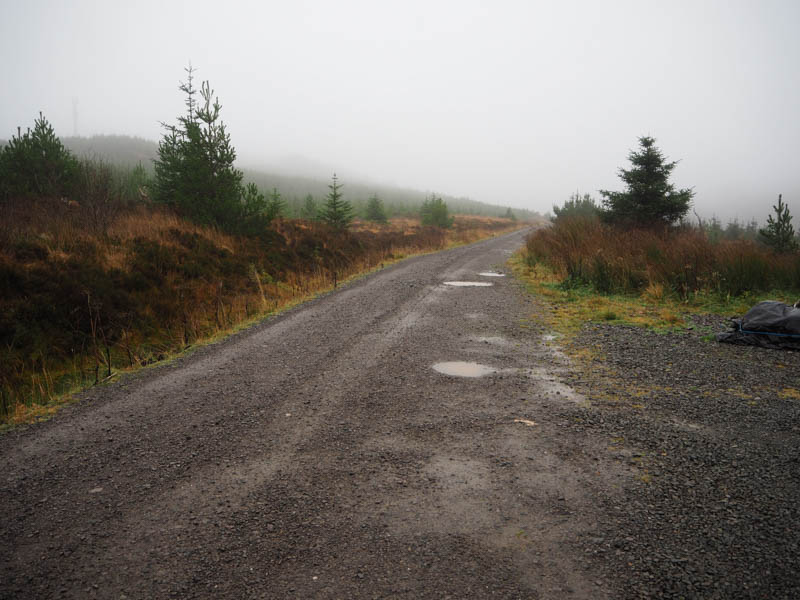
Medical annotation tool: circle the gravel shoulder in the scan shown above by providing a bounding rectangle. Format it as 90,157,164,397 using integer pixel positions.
555,312,800,599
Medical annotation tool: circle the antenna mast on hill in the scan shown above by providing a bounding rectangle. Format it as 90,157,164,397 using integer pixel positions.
72,97,78,136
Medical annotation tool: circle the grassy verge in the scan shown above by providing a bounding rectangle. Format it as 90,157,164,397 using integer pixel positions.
1,204,528,427
510,252,798,339
516,217,800,340
526,217,800,300
511,250,800,419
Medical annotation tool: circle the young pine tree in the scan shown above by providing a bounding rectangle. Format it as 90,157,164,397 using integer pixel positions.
154,66,260,231
723,218,744,241
0,113,79,200
420,195,453,228
365,193,388,223
552,192,599,222
600,136,693,228
265,187,287,220
241,183,267,219
300,194,318,220
704,216,723,243
759,194,798,253
321,173,354,230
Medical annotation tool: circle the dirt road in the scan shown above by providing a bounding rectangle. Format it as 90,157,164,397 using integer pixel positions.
1,230,624,599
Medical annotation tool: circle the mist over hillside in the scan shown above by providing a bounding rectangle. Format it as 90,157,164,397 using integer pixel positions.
55,135,538,219
62,134,157,167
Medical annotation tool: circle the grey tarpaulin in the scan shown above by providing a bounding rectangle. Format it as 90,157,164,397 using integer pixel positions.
717,300,800,350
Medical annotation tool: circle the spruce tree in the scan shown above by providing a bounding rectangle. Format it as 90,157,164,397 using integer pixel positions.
552,192,599,222
420,195,453,228
365,193,388,223
300,194,318,220
321,173,354,229
600,136,693,227
153,66,259,231
0,113,79,200
241,182,267,218
265,187,287,220
759,194,798,253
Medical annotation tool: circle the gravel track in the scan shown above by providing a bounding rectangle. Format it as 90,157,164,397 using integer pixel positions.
4,229,797,599
2,230,623,599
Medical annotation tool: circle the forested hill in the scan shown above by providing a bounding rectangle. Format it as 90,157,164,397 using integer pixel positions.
50,134,539,219
241,169,538,218
62,134,157,167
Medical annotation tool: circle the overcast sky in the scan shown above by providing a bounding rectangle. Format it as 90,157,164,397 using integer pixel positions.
1,0,798,220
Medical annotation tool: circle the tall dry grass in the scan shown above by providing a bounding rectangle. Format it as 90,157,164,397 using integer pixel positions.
525,216,800,299
0,201,521,423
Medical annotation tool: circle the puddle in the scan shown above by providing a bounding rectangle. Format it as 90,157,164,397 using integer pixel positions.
478,272,505,277
444,281,493,287
432,361,496,377
473,336,508,345
538,378,587,406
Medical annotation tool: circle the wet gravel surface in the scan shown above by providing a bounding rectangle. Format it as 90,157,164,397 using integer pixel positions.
1,229,624,599
559,314,800,599
4,227,798,599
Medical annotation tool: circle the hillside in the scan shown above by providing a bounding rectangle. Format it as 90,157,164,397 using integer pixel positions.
61,134,157,167
55,135,539,220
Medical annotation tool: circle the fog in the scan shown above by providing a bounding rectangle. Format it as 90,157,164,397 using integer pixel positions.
1,0,798,221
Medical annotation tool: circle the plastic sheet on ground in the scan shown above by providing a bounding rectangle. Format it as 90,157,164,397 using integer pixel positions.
716,300,800,350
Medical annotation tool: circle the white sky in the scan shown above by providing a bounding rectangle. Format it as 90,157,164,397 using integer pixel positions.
1,0,798,220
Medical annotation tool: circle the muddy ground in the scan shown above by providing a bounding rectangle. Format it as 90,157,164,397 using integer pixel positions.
2,229,797,599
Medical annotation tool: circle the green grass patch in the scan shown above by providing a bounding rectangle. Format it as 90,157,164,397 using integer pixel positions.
510,253,797,339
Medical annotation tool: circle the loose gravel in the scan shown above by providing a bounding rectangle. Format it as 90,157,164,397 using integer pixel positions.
3,228,797,599
557,313,800,599
1,230,619,599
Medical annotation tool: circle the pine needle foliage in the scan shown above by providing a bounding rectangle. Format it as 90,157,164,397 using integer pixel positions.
300,194,318,220
365,194,388,223
420,195,453,228
321,173,354,230
266,187,287,220
552,192,599,222
0,113,79,200
759,194,798,253
600,136,693,228
153,65,268,233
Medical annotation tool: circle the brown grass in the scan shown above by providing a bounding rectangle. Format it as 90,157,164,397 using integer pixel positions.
0,202,523,425
109,207,238,251
526,217,800,299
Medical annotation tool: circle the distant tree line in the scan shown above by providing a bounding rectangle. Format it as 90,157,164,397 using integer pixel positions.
22,133,540,221
0,61,536,236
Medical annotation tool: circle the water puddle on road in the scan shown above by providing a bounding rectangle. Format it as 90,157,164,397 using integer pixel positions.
443,281,493,287
472,335,509,346
478,272,505,277
432,361,497,377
